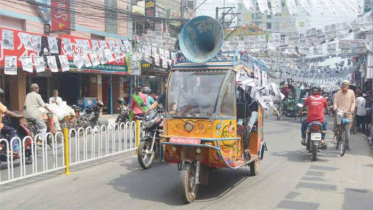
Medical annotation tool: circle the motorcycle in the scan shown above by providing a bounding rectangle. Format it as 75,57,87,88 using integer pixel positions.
0,113,33,164
137,108,163,169
115,97,129,124
306,121,326,161
73,101,104,129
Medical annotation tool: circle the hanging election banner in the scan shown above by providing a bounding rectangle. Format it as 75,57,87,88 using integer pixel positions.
313,45,323,55
357,0,365,15
269,33,281,47
288,32,299,44
271,0,281,15
358,12,373,32
285,0,297,16
59,55,70,71
47,36,59,54
4,56,17,75
33,56,45,73
351,40,366,54
311,0,324,15
20,33,33,51
2,29,14,50
327,43,337,54
298,0,311,15
244,36,255,50
47,56,58,72
242,0,254,11
339,40,352,54
32,35,42,52
336,22,350,38
257,0,270,14
324,24,337,41
21,56,33,72
316,28,326,44
255,35,267,49
306,28,317,46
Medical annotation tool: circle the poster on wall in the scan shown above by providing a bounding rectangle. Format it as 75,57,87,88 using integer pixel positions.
130,60,141,75
83,54,92,67
59,55,70,71
47,56,58,72
99,40,108,50
2,29,14,50
33,35,42,52
98,50,107,64
33,56,45,73
62,38,73,55
74,54,84,69
90,53,100,66
47,36,59,53
21,56,33,72
82,40,91,54
4,56,17,75
91,40,99,52
20,33,33,51
105,49,114,62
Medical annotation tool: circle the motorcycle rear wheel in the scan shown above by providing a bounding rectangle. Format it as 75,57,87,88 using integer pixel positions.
311,143,317,161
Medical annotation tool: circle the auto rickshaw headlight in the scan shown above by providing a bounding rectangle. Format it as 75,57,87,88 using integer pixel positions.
196,148,201,153
184,122,194,132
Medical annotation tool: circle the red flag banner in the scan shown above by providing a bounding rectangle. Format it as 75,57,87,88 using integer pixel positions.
51,0,71,31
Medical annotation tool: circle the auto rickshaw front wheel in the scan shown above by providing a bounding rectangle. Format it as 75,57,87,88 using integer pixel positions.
249,159,261,176
179,162,199,203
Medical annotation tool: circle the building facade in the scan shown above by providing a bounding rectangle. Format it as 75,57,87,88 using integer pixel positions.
0,0,134,114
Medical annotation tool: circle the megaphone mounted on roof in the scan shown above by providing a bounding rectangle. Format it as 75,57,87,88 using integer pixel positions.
179,16,224,63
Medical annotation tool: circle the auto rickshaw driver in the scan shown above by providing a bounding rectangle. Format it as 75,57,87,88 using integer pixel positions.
168,76,219,116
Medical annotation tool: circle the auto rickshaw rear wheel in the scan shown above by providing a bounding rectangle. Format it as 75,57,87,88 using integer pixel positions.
249,159,261,176
179,162,199,203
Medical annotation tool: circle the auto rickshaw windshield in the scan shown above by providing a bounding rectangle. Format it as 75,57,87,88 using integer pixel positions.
167,70,227,118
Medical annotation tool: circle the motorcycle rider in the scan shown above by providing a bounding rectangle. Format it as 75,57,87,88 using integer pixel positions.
23,83,53,145
333,80,355,150
0,88,23,153
142,87,155,108
129,86,148,120
299,86,328,147
148,84,167,112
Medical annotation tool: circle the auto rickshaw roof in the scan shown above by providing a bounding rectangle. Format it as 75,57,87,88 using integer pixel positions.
172,50,266,74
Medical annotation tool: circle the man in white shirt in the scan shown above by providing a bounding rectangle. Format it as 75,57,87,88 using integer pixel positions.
49,90,63,106
355,92,367,132
24,84,53,145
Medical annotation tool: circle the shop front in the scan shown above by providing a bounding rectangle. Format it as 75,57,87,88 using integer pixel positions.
0,26,131,114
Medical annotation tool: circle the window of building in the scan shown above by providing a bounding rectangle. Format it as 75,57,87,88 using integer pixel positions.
268,2,272,8
267,23,272,29
298,22,305,27
0,15,25,31
282,2,285,7
267,15,272,19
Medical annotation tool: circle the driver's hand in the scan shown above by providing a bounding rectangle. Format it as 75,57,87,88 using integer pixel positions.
16,114,23,118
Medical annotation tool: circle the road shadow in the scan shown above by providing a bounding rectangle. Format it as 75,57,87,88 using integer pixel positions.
271,149,334,163
342,188,373,210
108,159,251,205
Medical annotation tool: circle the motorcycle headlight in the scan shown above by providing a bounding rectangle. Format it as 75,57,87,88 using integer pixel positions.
143,119,156,128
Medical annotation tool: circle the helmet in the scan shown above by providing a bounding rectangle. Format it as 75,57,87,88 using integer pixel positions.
142,87,151,94
96,100,104,107
117,97,124,105
0,88,4,96
311,86,321,93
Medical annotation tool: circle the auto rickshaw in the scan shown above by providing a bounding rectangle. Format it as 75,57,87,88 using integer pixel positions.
160,16,267,203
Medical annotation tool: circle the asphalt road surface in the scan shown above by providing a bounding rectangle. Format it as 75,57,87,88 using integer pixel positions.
0,116,372,210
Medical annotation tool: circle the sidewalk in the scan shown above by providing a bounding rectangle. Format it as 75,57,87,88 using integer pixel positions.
99,114,118,127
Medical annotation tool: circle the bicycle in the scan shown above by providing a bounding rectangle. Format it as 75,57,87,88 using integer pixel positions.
334,109,352,156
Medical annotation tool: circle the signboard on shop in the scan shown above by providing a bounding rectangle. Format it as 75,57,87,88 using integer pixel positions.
145,0,156,30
